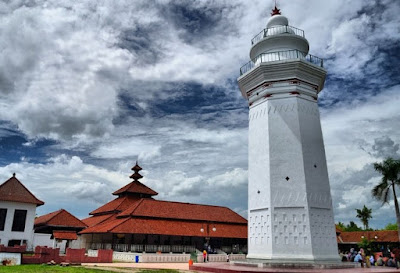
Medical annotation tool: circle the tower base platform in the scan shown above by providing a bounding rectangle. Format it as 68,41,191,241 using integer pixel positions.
190,262,400,273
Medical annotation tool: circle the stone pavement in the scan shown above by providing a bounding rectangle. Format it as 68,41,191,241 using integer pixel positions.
83,262,400,273
190,262,400,273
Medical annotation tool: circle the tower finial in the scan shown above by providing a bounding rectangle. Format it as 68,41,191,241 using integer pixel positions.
271,0,281,16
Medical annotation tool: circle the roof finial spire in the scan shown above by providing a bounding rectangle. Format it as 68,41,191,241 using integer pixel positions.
13,173,16,177
271,0,281,16
130,162,143,181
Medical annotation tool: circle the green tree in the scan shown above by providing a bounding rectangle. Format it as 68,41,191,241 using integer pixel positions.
372,157,400,241
356,205,372,230
384,223,398,230
337,221,346,231
346,221,362,232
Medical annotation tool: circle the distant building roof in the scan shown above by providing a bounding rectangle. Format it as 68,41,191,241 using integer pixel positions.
52,230,78,240
338,230,399,244
35,209,87,229
0,174,44,206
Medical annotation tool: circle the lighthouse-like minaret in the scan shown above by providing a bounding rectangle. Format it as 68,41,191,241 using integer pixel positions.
238,6,339,262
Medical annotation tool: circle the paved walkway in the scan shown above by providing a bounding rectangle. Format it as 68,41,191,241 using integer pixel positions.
191,263,400,273
83,262,190,271
83,262,400,273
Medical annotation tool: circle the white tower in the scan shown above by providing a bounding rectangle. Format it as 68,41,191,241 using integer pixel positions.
238,7,339,262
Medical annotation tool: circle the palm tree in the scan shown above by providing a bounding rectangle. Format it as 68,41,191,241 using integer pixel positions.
356,205,372,230
372,157,400,241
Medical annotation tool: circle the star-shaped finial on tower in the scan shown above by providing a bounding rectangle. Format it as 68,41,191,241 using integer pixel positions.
271,0,281,16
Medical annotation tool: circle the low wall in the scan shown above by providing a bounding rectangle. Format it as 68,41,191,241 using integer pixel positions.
0,253,21,265
141,253,190,263
111,251,190,263
229,254,246,261
196,253,246,263
0,245,26,253
113,251,141,262
22,246,113,264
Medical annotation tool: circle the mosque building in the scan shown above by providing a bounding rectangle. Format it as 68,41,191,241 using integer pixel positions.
79,162,247,253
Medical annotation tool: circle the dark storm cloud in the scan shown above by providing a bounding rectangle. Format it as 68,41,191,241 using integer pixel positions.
162,1,241,45
371,136,400,159
118,24,166,65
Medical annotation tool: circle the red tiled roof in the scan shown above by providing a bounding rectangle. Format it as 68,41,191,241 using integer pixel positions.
82,214,114,227
118,199,247,224
35,209,87,228
89,196,141,215
80,218,247,238
112,180,158,196
338,230,399,243
80,215,127,234
0,175,44,206
53,230,78,240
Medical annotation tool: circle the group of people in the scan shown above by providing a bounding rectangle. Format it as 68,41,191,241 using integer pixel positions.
340,248,399,268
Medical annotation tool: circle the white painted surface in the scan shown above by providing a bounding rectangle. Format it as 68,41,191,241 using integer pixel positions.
0,201,36,251
0,252,21,265
33,233,53,248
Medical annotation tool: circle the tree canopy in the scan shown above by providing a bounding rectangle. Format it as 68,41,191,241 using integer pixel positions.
356,205,372,230
372,157,400,241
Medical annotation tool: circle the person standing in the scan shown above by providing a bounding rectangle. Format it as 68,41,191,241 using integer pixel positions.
203,250,207,263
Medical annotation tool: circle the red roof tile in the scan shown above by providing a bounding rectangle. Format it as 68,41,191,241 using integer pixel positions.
112,180,158,196
35,209,87,228
0,175,44,206
82,214,114,227
118,199,247,224
80,215,128,234
338,230,399,243
89,196,141,215
53,230,78,240
80,218,247,238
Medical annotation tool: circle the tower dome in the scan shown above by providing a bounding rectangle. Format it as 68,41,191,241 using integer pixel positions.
249,7,309,61
266,14,288,28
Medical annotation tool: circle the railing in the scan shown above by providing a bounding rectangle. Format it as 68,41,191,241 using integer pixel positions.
239,49,324,75
88,243,112,250
88,243,196,253
251,25,305,45
220,244,247,254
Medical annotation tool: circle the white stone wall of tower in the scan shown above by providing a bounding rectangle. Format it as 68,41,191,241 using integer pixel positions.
239,8,339,262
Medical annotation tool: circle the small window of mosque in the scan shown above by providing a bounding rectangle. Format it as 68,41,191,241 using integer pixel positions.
11,210,27,232
0,208,7,231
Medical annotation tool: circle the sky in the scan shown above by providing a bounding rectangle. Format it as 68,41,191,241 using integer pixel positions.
0,0,399,229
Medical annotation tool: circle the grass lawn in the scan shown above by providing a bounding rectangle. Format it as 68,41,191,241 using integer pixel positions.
0,265,181,273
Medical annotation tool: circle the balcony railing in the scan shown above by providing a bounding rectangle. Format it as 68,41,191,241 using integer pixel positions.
251,25,305,45
239,49,324,76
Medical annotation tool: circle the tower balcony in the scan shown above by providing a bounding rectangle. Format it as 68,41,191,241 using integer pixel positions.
251,25,305,45
239,49,324,76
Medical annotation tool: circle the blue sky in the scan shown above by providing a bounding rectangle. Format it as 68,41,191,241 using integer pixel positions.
0,0,399,229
